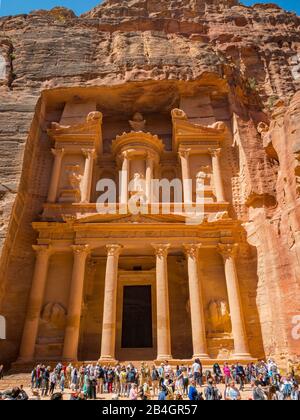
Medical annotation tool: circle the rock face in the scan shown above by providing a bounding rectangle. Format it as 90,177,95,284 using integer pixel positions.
0,0,299,367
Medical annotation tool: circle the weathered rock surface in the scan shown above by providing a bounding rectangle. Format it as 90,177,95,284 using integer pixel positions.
0,0,299,366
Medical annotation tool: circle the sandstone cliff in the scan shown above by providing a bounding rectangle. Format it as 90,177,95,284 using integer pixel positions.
0,0,299,366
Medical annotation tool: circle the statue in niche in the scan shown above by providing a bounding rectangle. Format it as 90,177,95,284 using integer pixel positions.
196,166,211,198
67,165,82,190
129,112,146,132
208,300,231,334
41,303,67,329
131,172,145,194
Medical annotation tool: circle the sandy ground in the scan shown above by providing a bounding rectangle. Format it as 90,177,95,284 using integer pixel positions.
0,378,254,400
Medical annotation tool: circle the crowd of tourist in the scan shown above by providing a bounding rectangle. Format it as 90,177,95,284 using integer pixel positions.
0,359,299,400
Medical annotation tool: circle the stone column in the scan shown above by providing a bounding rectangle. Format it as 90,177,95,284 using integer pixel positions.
179,149,192,205
100,244,123,362
81,149,96,203
184,244,209,359
218,244,251,359
146,153,154,204
63,245,90,361
210,148,226,202
47,148,64,203
19,245,52,361
120,152,130,206
152,244,172,361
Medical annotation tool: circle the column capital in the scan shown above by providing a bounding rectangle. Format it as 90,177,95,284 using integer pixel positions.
32,244,52,255
82,148,96,159
106,244,123,257
146,150,156,161
51,148,65,158
178,148,191,159
152,243,170,258
71,244,91,256
208,148,222,158
183,243,202,259
217,243,238,260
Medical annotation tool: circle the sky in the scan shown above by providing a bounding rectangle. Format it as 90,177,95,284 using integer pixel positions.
0,0,299,17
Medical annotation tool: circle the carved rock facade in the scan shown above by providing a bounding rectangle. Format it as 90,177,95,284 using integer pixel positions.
0,0,299,368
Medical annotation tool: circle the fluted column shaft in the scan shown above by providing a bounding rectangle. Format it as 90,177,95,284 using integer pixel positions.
146,154,154,204
63,245,90,360
120,152,129,206
152,244,172,361
179,149,192,205
47,148,64,203
19,245,52,361
81,149,96,203
184,244,209,359
218,244,251,359
210,148,226,202
100,244,123,361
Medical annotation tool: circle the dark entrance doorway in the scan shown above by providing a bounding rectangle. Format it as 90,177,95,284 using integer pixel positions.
122,285,153,348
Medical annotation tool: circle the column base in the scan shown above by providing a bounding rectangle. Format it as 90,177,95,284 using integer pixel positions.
62,358,78,363
156,355,173,362
231,353,253,360
192,354,210,360
99,356,117,364
15,357,35,364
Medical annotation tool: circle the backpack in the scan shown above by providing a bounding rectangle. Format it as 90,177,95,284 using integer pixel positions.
127,370,136,383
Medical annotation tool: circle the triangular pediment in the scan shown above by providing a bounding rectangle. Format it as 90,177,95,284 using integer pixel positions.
76,212,186,224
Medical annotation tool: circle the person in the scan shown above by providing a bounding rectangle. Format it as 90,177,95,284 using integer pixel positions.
66,363,72,388
223,363,231,385
268,385,279,400
205,379,222,400
213,363,222,384
158,384,168,400
90,375,97,400
60,371,65,393
291,384,300,401
107,366,115,394
0,365,4,380
236,363,245,391
252,380,267,400
188,380,199,401
140,362,150,386
225,381,241,401
126,365,136,396
192,359,203,387
119,366,127,397
71,367,78,391
49,371,57,396
41,367,50,397
282,376,294,400
129,384,138,400
151,365,160,397
97,364,105,395
158,363,165,384
50,392,63,400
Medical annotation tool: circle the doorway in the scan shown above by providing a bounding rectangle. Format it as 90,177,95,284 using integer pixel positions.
121,285,153,348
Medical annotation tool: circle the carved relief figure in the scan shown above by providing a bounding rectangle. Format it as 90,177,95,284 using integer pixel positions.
87,111,102,123
129,112,146,132
41,303,67,329
208,300,231,334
